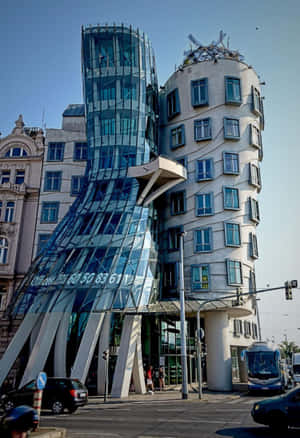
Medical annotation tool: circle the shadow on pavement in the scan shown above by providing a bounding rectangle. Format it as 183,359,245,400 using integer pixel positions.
216,426,300,437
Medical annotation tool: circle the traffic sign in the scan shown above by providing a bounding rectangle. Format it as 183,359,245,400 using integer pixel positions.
36,372,47,390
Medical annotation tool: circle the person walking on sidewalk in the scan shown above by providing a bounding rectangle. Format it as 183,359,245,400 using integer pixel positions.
146,365,154,393
159,367,165,391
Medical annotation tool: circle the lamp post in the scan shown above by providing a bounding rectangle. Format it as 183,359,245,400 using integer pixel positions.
179,231,188,399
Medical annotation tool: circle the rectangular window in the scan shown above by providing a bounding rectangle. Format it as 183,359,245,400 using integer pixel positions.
98,39,114,67
225,77,242,105
170,191,186,215
100,83,116,100
194,228,212,252
168,226,183,251
44,171,62,192
41,202,59,223
0,201,2,218
226,259,243,285
37,234,51,254
224,118,240,139
249,198,260,223
252,86,261,115
119,147,136,168
15,170,25,184
197,158,213,181
74,142,88,161
1,170,10,184
191,264,210,291
233,319,243,336
249,269,256,293
163,262,178,290
244,321,251,337
90,181,109,202
250,124,262,149
99,147,113,169
176,157,187,168
249,163,261,188
111,179,132,201
47,143,65,161
194,118,212,141
196,193,214,216
250,233,259,258
252,323,258,339
167,89,180,120
170,125,185,149
191,78,208,107
223,152,239,175
223,187,239,210
224,222,241,247
5,201,15,222
120,117,137,136
71,175,85,196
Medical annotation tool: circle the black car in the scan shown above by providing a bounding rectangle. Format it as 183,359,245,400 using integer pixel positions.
251,385,300,430
1,377,88,414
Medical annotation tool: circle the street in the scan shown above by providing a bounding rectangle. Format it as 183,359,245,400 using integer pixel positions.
39,391,300,437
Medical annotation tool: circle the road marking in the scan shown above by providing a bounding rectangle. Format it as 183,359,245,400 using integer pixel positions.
70,433,121,437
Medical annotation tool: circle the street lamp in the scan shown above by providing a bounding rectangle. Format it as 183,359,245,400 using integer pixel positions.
179,232,188,400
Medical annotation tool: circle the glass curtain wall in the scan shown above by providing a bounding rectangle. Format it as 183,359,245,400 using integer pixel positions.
10,25,160,364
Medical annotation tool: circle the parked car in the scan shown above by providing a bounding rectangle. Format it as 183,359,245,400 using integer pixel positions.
1,377,88,414
251,385,300,430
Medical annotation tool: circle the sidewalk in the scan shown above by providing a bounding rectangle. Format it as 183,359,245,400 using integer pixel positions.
87,383,247,406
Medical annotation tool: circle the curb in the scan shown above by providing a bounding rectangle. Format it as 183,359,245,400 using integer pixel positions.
29,427,66,438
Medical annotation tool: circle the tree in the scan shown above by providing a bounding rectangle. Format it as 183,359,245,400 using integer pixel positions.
279,340,300,360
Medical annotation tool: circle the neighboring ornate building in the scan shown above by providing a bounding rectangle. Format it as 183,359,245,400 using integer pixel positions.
0,116,44,371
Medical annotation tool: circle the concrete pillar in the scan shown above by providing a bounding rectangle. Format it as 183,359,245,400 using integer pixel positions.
111,314,145,398
0,313,40,387
132,329,146,394
97,312,112,394
205,311,232,391
71,312,104,383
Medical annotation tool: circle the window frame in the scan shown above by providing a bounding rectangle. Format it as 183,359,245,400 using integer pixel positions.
1,170,10,184
170,124,185,149
194,117,212,141
223,186,240,210
249,197,260,223
233,319,243,336
195,192,214,216
73,142,88,161
163,262,179,291
191,78,209,107
41,202,60,223
71,175,85,196
191,264,210,292
44,171,62,192
250,124,262,149
224,221,241,247
250,233,259,258
226,259,243,286
4,201,15,222
252,86,261,116
167,88,180,120
194,227,213,253
37,233,52,255
224,117,240,140
167,226,183,252
223,151,240,175
225,76,242,105
15,169,25,185
47,142,65,162
249,163,261,189
170,190,186,215
196,158,214,181
0,237,8,264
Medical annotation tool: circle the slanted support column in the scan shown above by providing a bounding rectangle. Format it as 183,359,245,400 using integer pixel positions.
97,312,112,395
71,312,104,383
205,311,232,391
131,329,146,394
111,314,145,398
0,313,40,387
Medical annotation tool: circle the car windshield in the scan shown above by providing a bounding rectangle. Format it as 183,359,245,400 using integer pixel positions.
247,351,279,379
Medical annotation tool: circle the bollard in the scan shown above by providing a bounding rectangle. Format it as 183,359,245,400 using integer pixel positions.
33,389,43,426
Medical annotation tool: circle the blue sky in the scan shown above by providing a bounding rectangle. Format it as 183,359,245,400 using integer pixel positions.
1,0,300,346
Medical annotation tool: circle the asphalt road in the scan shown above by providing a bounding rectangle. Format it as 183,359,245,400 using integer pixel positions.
39,393,300,438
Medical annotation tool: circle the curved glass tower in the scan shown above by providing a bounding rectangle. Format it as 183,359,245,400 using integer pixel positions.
0,25,184,395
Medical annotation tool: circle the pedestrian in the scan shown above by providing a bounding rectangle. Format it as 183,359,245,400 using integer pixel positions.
146,365,154,393
159,366,165,391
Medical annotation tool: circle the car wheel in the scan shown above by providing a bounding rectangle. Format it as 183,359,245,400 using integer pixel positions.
68,406,78,414
51,400,64,414
268,411,288,431
4,400,14,411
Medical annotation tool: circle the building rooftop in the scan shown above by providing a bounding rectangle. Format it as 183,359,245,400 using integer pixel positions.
63,104,85,117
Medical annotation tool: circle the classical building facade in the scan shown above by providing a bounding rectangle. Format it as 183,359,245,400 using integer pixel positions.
0,28,263,394
0,117,44,370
